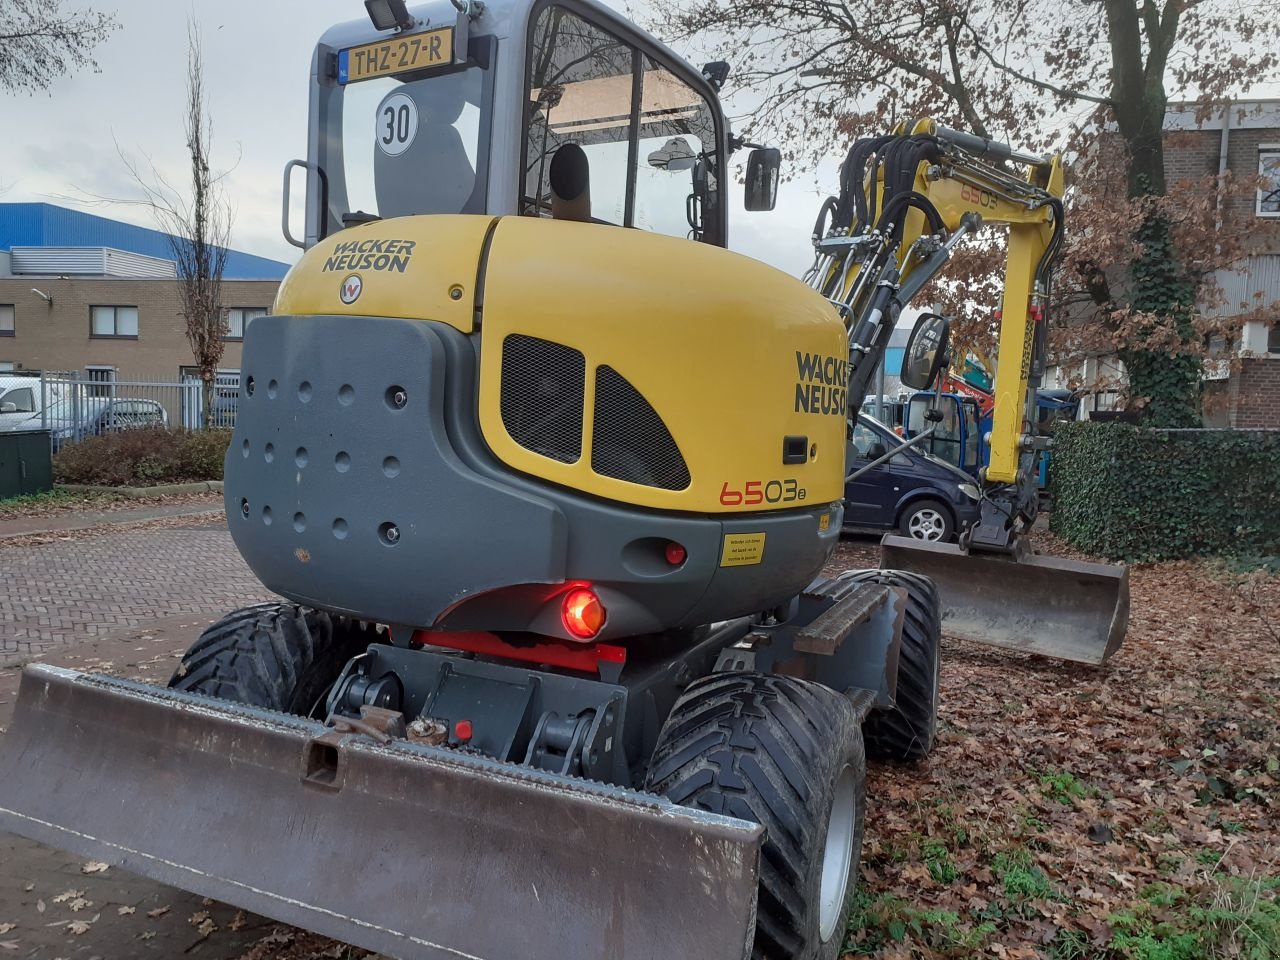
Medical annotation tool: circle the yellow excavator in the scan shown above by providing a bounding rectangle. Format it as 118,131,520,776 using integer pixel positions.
0,2,1126,958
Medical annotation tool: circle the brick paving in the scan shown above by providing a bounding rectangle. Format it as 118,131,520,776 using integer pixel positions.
0,522,277,665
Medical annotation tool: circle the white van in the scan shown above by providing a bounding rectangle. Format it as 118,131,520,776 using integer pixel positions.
0,376,64,433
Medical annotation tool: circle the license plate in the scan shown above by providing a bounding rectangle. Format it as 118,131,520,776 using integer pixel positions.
339,27,454,84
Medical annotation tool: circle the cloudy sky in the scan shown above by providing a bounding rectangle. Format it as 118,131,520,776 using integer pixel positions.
0,0,839,277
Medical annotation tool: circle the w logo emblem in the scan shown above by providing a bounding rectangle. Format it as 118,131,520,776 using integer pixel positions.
340,274,363,305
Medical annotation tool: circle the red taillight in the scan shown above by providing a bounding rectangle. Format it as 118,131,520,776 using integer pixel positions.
454,719,473,743
562,587,606,640
665,541,687,566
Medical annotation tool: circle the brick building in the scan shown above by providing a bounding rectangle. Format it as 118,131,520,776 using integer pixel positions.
0,203,289,383
1046,100,1280,426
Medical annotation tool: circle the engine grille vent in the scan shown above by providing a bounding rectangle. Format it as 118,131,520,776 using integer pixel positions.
500,335,585,463
591,365,691,491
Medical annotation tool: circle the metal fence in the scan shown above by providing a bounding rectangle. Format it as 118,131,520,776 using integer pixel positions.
0,371,241,452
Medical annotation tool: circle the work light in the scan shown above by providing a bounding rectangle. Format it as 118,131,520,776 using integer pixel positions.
365,0,414,31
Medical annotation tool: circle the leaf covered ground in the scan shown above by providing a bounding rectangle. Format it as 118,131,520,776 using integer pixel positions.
234,539,1279,960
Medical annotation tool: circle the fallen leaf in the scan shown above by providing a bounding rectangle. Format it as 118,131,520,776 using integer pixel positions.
79,862,109,875
117,906,135,916
50,891,81,905
68,899,91,913
66,921,91,935
229,911,247,931
35,901,44,914
139,931,156,940
0,925,12,935
0,941,17,951
146,906,169,919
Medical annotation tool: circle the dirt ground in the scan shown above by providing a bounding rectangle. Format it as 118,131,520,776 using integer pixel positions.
221,536,1280,960
1,524,1276,959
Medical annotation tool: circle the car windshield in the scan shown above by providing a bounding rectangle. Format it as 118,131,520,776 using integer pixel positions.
318,62,488,232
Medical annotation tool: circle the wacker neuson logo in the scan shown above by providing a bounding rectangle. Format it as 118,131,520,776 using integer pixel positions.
322,238,417,274
339,274,362,304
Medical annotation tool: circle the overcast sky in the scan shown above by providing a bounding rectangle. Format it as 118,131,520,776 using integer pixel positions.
0,0,838,277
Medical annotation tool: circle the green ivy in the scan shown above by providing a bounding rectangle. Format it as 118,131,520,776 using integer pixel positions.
1050,422,1280,561
1118,214,1202,428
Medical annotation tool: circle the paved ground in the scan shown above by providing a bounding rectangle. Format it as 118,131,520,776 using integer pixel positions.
0,521,276,666
0,519,287,958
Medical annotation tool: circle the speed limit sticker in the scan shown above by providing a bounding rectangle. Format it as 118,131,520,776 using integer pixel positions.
376,92,418,157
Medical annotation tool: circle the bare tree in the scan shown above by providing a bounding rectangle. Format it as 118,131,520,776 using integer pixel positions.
123,21,233,428
647,0,1279,424
0,0,118,94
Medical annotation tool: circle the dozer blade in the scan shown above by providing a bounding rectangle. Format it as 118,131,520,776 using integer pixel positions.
0,664,763,960
880,535,1129,664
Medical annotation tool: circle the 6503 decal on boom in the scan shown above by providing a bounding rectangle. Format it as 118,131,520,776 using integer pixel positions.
794,351,847,416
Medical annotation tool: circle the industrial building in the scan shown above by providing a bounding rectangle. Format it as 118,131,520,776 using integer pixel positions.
0,203,289,382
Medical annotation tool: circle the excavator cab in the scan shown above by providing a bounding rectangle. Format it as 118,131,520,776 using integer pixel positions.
285,0,775,248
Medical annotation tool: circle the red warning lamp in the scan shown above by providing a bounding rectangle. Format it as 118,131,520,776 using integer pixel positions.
562,587,606,640
665,541,687,566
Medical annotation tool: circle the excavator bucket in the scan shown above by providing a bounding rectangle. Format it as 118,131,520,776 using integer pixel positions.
0,665,763,960
880,535,1129,664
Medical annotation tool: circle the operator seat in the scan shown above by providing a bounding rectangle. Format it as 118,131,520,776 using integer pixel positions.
374,80,476,217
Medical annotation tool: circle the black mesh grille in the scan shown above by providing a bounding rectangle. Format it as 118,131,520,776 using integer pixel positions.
591,366,691,491
500,335,585,463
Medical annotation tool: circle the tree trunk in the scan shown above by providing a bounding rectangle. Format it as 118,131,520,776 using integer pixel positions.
202,372,215,430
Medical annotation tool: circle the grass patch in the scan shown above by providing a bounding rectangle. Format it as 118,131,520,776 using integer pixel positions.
992,848,1054,901
0,487,117,517
922,839,960,884
1037,768,1094,805
845,891,997,953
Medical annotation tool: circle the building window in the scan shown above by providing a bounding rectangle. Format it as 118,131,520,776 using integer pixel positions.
90,305,139,338
1269,322,1280,354
86,365,117,398
0,304,13,336
225,307,267,340
1259,147,1280,218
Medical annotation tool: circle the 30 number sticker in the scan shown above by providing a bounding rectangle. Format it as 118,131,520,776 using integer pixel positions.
376,92,418,157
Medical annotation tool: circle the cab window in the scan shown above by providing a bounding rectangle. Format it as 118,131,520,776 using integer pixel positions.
524,6,722,242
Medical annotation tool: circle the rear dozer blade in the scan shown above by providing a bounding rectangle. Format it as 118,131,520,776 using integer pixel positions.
0,664,763,960
879,535,1129,664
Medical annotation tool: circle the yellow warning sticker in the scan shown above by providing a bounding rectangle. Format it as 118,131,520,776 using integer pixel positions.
720,533,766,567
818,512,831,532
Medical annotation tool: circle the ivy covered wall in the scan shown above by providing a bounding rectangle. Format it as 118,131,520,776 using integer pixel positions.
1050,422,1280,561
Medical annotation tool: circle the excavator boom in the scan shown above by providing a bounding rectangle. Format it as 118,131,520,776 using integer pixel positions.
808,119,1128,663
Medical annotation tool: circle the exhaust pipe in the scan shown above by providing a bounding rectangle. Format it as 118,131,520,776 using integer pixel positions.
880,535,1128,664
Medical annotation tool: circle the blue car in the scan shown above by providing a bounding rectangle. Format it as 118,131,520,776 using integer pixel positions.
843,414,981,542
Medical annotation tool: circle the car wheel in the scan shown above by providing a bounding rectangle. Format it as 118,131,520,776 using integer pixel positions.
898,498,953,542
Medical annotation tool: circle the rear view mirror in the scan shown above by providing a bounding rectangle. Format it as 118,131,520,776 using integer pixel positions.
0,402,16,414
900,313,951,390
744,147,780,211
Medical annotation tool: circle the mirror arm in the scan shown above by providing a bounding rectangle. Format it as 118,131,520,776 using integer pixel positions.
846,427,937,483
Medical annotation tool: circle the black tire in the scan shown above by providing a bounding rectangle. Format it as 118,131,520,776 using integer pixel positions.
839,570,941,761
897,497,954,542
644,673,866,960
169,602,376,716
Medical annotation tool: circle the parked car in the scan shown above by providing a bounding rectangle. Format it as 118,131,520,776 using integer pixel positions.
0,376,66,433
31,397,169,450
843,413,981,541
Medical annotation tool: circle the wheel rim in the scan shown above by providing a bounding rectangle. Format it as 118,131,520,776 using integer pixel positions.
907,508,946,540
818,764,858,942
